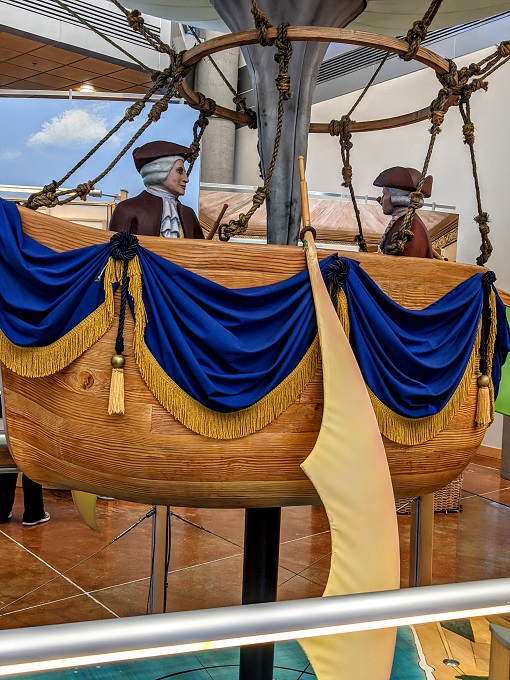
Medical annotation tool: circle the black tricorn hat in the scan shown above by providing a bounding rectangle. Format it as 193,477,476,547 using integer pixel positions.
373,166,433,198
132,141,193,172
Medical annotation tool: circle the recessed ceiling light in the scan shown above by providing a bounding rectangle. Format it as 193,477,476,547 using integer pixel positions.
79,84,95,93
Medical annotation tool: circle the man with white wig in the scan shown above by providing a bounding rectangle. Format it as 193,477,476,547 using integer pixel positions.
374,166,433,258
109,140,204,239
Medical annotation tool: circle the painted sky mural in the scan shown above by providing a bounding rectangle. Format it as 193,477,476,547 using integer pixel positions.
0,97,200,212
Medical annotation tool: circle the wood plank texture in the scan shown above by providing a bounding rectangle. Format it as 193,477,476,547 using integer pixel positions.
0,208,490,508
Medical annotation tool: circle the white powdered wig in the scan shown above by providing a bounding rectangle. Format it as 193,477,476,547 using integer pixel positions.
140,155,183,187
388,186,424,208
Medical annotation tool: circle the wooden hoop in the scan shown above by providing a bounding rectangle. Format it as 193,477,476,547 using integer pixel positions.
179,26,451,134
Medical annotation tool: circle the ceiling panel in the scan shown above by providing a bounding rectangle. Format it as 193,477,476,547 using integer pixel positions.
0,30,158,94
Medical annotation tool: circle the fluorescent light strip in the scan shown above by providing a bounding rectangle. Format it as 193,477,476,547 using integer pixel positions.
0,579,510,677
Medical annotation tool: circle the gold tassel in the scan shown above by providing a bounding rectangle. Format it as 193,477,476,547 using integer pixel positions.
108,355,125,415
476,374,492,426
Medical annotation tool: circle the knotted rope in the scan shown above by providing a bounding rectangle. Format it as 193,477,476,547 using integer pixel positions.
187,93,217,175
219,19,293,241
401,0,444,62
328,55,389,252
109,231,139,358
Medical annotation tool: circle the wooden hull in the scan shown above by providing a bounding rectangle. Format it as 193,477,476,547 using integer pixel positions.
0,208,487,507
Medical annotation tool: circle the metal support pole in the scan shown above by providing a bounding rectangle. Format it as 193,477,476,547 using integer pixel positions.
239,507,281,680
501,416,510,481
409,494,434,587
149,506,171,615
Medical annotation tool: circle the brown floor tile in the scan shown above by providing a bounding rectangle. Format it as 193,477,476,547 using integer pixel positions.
2,460,510,634
91,579,151,618
0,593,115,630
279,532,331,578
462,463,510,497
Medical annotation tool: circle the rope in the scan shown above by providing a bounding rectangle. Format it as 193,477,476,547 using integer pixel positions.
401,0,445,62
459,95,492,265
250,0,273,47
386,58,457,256
219,19,293,241
186,93,217,175
109,231,139,357
328,55,389,252
26,64,186,209
109,0,173,56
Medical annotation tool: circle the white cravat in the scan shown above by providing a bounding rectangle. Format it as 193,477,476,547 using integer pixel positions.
146,186,182,238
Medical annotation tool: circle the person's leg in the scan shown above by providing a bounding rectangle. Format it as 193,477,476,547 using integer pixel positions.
0,473,18,522
21,475,48,524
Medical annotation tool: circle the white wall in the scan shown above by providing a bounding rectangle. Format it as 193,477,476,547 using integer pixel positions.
234,47,510,447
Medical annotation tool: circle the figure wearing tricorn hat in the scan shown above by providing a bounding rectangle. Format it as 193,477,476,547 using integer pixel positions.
374,166,434,258
109,141,204,239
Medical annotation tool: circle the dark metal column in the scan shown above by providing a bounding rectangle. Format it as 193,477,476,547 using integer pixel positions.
501,416,510,481
239,507,281,680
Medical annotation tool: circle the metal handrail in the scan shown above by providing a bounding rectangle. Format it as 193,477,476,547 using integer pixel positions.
200,182,456,211
1,578,509,675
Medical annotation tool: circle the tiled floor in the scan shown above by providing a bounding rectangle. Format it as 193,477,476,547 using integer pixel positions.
1,456,510,678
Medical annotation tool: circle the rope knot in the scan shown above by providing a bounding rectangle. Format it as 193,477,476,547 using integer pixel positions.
252,186,267,208
474,212,490,229
148,99,169,122
125,100,145,121
462,121,475,145
26,180,59,210
127,9,144,29
329,119,341,136
482,270,496,290
251,0,273,46
275,72,291,99
498,40,510,57
429,109,445,127
326,255,350,290
409,191,423,209
110,231,139,262
341,165,353,187
75,182,93,200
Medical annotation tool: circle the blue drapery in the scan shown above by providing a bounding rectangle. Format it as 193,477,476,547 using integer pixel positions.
325,256,510,418
0,198,509,419
0,199,110,346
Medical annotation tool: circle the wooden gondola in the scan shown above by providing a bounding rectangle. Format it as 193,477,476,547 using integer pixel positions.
0,205,492,508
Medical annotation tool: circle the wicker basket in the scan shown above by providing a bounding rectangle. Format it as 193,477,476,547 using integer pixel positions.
396,475,463,514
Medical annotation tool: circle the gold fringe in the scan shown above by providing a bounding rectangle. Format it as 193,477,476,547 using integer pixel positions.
134,335,320,440
108,367,125,415
336,289,350,337
0,303,114,378
369,322,481,445
0,255,122,379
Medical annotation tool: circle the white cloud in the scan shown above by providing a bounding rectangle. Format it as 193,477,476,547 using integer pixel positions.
0,150,21,160
27,109,109,148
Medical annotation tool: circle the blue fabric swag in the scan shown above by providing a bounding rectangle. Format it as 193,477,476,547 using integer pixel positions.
0,197,509,418
325,255,510,418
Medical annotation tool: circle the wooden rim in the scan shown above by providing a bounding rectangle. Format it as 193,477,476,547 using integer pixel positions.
179,26,451,134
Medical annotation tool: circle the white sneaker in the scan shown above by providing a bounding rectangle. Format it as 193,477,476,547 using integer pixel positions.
22,512,50,526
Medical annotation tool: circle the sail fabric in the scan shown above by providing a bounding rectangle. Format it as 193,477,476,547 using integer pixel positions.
299,234,400,680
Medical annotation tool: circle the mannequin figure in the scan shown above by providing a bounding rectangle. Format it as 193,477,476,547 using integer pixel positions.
109,140,204,239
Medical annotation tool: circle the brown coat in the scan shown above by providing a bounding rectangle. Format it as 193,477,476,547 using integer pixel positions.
108,191,204,239
381,213,433,258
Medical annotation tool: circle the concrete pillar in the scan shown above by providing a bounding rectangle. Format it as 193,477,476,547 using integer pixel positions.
193,31,239,185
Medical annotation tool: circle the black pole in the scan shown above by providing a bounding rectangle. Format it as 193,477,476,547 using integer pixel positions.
239,507,282,680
